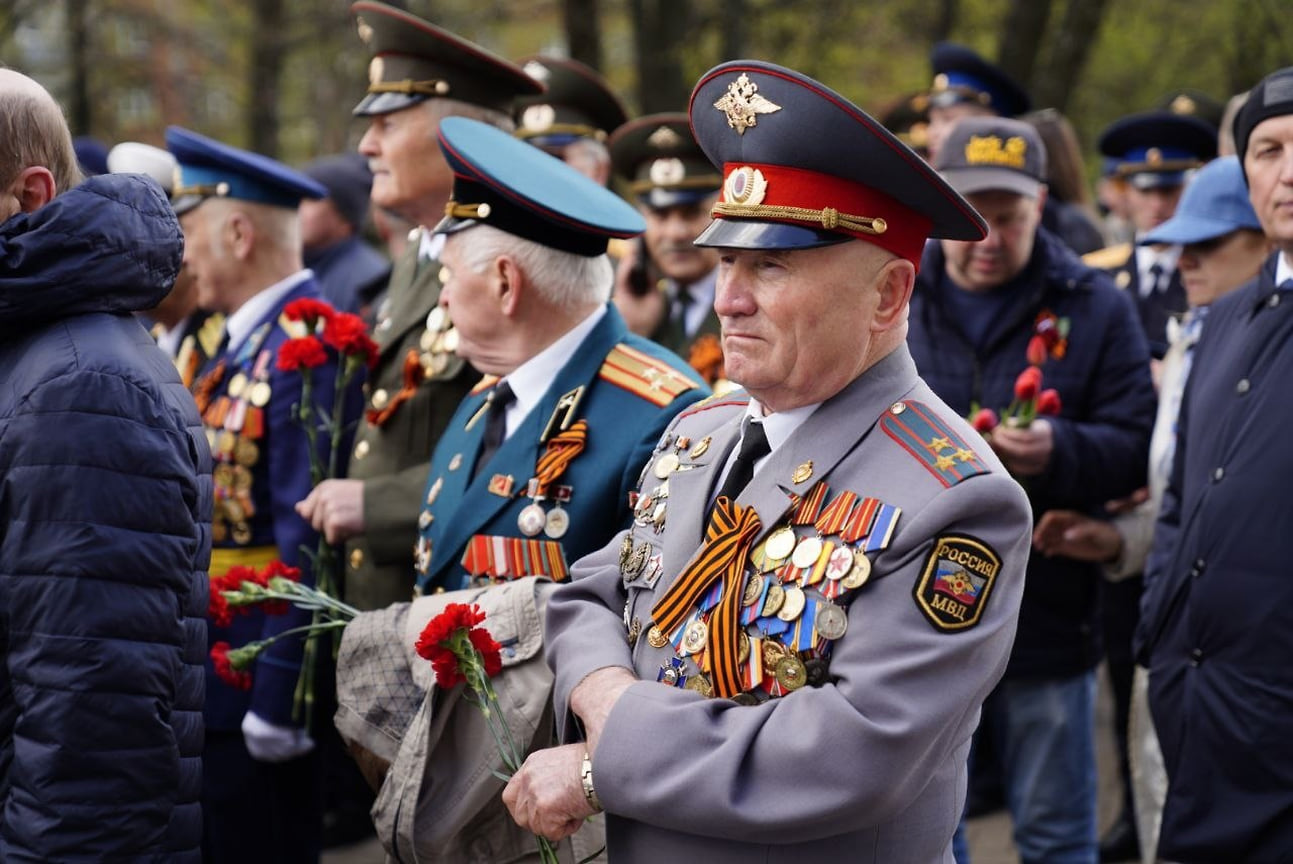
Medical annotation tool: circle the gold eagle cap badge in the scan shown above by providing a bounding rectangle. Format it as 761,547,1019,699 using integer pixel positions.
713,73,782,135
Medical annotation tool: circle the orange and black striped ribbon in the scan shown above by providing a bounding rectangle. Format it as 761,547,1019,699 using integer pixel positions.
366,349,425,427
651,496,761,698
533,419,588,497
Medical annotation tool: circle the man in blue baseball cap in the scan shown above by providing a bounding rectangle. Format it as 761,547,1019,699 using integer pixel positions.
168,125,364,864
505,60,1032,861
1135,65,1293,861
926,42,1032,163
333,116,705,860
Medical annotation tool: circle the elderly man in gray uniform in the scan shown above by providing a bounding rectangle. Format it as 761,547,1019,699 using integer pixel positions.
504,60,1032,861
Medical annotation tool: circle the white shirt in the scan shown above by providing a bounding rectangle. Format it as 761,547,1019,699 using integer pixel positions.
418,230,446,263
496,304,608,440
224,270,313,355
1134,241,1181,299
711,398,822,498
1276,250,1293,286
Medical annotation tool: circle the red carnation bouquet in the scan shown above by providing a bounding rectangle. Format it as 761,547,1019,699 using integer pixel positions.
415,603,559,863
969,309,1068,435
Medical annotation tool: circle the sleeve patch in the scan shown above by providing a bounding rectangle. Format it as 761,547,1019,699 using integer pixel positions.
881,401,990,487
914,534,1001,633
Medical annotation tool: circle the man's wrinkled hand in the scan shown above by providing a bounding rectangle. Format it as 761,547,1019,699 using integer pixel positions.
503,743,593,844
990,418,1054,477
295,478,365,544
1033,509,1123,563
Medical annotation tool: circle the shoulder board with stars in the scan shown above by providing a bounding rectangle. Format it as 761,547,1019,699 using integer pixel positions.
678,391,749,419
470,374,501,396
881,401,989,488
599,343,700,407
1081,242,1132,270
197,313,226,358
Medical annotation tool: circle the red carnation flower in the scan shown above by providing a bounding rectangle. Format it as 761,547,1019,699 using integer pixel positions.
971,407,999,433
276,336,328,372
415,603,503,690
1037,388,1063,416
251,560,301,616
323,312,379,369
1026,335,1048,368
1014,366,1043,402
211,641,252,691
283,298,336,329
208,582,233,628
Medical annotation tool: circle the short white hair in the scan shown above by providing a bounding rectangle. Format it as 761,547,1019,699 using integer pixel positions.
453,223,612,309
427,98,515,134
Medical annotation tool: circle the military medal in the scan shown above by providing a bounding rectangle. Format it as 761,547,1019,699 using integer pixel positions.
689,436,711,459
425,477,443,507
791,461,814,484
517,502,546,537
774,655,807,691
417,511,433,531
790,536,823,569
426,307,448,333
685,673,714,698
777,585,806,622
826,545,853,581
647,625,670,648
815,602,848,640
226,372,248,398
681,618,708,655
654,452,680,479
764,526,796,563
742,572,765,607
843,548,872,589
657,657,687,687
761,582,786,617
544,487,571,539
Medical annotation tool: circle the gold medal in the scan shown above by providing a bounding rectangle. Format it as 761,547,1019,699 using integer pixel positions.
249,381,272,408
647,625,669,649
815,602,848,640
732,691,759,706
217,430,237,456
764,525,796,562
223,499,246,523
682,619,708,655
689,436,711,459
227,372,248,399
543,507,570,539
685,673,714,698
212,463,235,489
627,618,642,646
737,631,751,664
843,549,872,589
231,465,253,493
517,503,546,537
774,655,807,691
791,535,824,569
761,582,785,617
741,573,765,607
761,638,786,669
777,585,806,621
234,437,259,467
791,461,814,484
653,452,680,479
231,521,253,545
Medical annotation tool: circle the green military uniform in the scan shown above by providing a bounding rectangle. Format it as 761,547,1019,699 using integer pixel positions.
344,1,544,609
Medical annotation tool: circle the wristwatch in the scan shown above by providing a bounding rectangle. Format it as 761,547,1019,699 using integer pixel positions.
580,751,603,812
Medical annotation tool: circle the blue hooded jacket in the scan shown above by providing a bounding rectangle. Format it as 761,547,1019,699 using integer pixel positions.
0,175,210,861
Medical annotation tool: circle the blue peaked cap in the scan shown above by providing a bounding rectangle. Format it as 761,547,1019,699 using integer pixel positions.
435,116,644,256
165,126,326,216
1140,156,1261,246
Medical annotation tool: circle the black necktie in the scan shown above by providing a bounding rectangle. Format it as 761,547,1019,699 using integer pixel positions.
713,419,771,506
472,381,515,480
1147,263,1164,296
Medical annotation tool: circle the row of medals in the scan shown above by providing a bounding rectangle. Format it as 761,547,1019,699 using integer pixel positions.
420,305,457,377
516,480,572,540
208,370,268,545
625,437,873,701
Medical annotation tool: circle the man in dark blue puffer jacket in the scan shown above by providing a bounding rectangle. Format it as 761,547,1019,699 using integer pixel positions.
0,69,210,862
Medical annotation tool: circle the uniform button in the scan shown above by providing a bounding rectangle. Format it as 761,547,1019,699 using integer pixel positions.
1236,378,1250,395
1269,293,1281,308
349,548,364,570
355,439,370,460
1190,557,1206,578
371,388,389,409
1212,466,1224,482
1190,648,1203,666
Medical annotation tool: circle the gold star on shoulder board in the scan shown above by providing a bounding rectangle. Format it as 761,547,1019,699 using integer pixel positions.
935,454,956,471
954,448,976,463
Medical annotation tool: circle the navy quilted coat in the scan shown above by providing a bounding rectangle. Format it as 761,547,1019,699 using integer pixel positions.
0,175,210,861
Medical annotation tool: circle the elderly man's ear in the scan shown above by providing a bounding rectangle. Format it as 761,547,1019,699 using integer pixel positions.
6,166,57,215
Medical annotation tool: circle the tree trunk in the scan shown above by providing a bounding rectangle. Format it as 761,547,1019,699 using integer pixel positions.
1033,0,1111,113
249,0,285,157
629,0,691,114
67,0,92,136
563,0,602,70
931,0,958,44
720,0,746,60
996,0,1052,95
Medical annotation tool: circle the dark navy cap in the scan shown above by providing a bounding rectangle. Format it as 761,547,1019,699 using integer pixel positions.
1155,89,1225,131
1098,110,1217,190
879,91,931,155
687,60,987,262
302,153,373,229
1233,66,1293,182
929,43,1031,118
513,56,628,148
934,116,1047,199
73,137,109,177
350,1,543,117
1140,156,1261,246
434,116,645,257
609,113,722,210
166,126,326,217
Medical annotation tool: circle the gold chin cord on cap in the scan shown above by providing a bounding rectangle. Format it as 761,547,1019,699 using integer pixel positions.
368,79,451,96
444,200,492,220
711,201,888,235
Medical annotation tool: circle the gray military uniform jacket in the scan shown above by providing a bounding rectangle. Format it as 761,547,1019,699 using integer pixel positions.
545,345,1031,862
346,231,481,610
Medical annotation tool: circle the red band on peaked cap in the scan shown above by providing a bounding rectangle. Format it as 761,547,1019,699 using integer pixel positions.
688,60,987,256
716,162,932,264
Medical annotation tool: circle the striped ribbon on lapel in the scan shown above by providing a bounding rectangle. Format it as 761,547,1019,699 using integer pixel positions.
651,496,761,698
534,420,588,493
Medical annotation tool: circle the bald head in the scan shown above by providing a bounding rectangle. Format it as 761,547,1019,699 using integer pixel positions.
0,69,81,218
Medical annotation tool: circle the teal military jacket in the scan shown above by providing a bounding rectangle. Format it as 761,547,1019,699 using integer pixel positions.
415,306,708,593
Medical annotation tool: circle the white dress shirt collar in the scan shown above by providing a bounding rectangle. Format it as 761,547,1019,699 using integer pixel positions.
224,270,313,355
497,304,607,439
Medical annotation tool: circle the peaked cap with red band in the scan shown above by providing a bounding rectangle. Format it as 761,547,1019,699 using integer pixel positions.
688,60,987,262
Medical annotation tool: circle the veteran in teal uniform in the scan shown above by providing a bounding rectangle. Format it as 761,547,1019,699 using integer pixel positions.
413,117,707,596
169,126,363,864
298,2,545,611
504,61,1033,862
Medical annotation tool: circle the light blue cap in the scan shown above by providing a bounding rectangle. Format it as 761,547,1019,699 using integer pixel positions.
1139,156,1261,246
